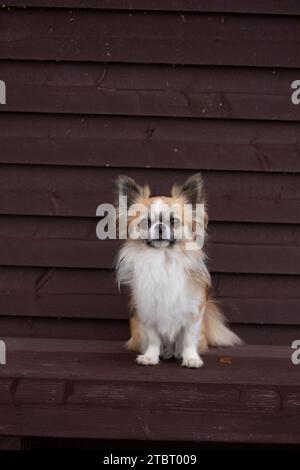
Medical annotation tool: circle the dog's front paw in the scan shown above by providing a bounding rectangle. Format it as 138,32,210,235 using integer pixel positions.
136,354,159,366
182,356,204,369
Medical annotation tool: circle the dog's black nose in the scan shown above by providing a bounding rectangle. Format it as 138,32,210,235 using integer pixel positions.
158,223,163,239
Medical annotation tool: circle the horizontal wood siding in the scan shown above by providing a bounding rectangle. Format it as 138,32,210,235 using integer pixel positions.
3,1,300,15
1,10,300,67
0,4,299,344
1,62,300,121
1,115,300,172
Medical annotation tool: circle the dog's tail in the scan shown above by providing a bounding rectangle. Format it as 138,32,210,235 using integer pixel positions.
203,298,242,349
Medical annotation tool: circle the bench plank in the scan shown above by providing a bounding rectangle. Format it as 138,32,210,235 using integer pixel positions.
0,338,299,443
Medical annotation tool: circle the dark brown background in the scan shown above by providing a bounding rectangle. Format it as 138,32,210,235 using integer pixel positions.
0,1,300,347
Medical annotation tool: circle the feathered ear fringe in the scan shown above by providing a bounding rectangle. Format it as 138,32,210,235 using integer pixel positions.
172,173,205,205
172,173,209,235
115,175,151,239
115,175,150,206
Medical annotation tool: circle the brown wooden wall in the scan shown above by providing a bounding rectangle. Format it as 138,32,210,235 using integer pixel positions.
0,1,300,345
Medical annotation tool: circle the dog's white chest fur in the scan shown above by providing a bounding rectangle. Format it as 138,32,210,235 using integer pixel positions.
119,246,202,341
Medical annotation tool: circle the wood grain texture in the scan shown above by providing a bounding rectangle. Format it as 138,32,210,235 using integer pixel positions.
1,114,300,172
0,167,299,223
0,316,129,340
3,1,300,14
0,285,299,326
1,9,300,67
0,267,300,325
1,62,299,121
2,404,300,443
0,213,299,266
0,338,299,443
0,316,298,345
0,1,299,446
2,339,294,384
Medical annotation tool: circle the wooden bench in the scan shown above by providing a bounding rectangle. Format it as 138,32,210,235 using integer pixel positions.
0,338,299,447
0,0,300,450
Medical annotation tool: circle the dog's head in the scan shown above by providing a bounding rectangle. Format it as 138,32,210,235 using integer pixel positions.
116,173,208,250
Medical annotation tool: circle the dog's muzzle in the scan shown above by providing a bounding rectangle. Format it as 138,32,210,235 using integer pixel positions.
147,222,175,247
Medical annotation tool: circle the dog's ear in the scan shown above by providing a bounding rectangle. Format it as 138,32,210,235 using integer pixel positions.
116,175,150,206
172,173,205,205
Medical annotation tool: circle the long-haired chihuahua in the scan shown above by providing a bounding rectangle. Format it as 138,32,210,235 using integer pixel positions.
116,173,241,368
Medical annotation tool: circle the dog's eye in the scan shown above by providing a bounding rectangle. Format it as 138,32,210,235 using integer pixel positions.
140,218,151,231
170,216,180,228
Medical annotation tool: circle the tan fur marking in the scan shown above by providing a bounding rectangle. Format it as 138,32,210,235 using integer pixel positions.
126,314,142,352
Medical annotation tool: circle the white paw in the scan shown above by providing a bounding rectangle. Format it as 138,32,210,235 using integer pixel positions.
136,354,159,366
182,356,204,369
